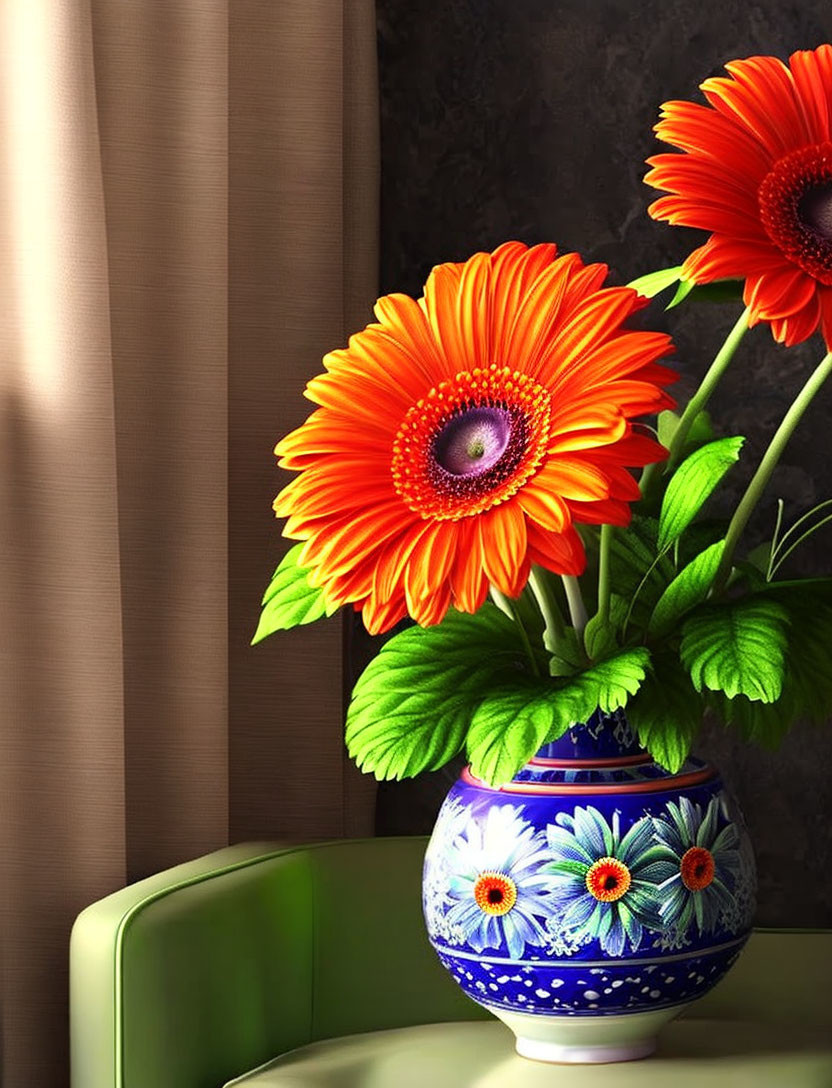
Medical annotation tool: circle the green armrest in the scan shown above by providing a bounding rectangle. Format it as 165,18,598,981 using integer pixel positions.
70,837,831,1088
70,837,481,1088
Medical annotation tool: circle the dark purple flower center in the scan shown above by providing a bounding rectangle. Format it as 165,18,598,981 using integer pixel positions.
433,406,512,477
799,183,832,241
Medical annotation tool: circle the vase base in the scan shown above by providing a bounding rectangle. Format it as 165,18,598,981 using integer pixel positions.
515,1035,656,1064
489,1003,687,1065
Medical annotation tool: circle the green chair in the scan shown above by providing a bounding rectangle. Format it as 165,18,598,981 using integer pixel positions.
70,838,832,1087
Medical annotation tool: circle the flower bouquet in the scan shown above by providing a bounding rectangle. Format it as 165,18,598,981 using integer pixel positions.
253,45,832,1063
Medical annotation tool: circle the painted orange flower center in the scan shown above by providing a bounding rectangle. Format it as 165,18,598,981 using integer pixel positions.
473,871,518,916
758,142,832,285
391,364,552,520
585,856,631,902
680,846,715,891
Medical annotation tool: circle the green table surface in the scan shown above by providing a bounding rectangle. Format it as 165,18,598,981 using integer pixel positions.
225,1019,832,1087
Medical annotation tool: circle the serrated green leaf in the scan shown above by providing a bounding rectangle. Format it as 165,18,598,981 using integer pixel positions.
466,683,569,785
705,581,832,748
680,598,789,703
627,652,704,773
251,543,336,644
571,647,652,712
345,605,527,780
466,647,652,785
648,540,726,638
627,265,683,299
658,436,745,551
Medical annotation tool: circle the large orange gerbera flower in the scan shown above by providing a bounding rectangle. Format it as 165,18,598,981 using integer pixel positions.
646,44,832,347
274,242,675,633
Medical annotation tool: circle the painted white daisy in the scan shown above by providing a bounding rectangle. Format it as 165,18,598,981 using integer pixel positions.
443,804,558,959
545,806,665,956
650,796,743,936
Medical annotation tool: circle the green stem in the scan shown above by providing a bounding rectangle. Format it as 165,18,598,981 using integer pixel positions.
766,498,786,581
713,350,832,595
528,566,566,652
770,498,832,564
489,586,541,677
771,512,832,578
561,575,589,642
641,306,751,495
596,524,612,626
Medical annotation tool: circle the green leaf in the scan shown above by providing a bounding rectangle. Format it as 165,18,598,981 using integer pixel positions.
251,543,336,644
717,582,832,744
466,682,571,785
345,605,526,780
648,540,726,638
568,646,652,714
666,279,743,310
627,266,683,299
658,436,745,551
466,647,652,785
666,278,695,309
608,516,676,611
657,408,715,456
680,598,789,703
627,652,704,773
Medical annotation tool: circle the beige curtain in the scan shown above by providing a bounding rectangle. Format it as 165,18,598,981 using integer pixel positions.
0,1,378,1084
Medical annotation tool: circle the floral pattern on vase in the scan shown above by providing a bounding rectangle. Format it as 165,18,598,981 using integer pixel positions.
650,796,743,937
441,804,559,959
423,713,756,1032
545,807,666,956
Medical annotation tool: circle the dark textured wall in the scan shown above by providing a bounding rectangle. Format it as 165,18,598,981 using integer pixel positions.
371,0,832,926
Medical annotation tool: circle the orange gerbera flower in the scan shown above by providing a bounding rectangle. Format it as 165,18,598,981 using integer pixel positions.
274,242,675,634
646,45,832,347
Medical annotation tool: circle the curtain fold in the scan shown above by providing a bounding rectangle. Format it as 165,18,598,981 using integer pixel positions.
0,1,378,1084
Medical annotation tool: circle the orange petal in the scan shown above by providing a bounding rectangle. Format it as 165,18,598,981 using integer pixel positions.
517,482,569,533
503,252,582,375
491,242,559,360
404,520,459,620
703,55,806,159
359,594,409,635
653,100,771,182
420,260,468,374
372,521,435,604
479,502,529,598
532,459,611,502
373,293,446,384
565,498,632,527
450,519,489,614
526,523,586,576
455,252,493,368
299,503,413,579
789,45,832,143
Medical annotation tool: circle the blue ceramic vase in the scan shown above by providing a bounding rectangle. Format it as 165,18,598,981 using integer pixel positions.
422,709,756,1063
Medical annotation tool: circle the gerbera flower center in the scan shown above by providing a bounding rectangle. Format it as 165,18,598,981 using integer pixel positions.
758,142,832,285
680,846,715,891
585,856,631,903
391,365,552,520
433,406,512,477
473,871,518,916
